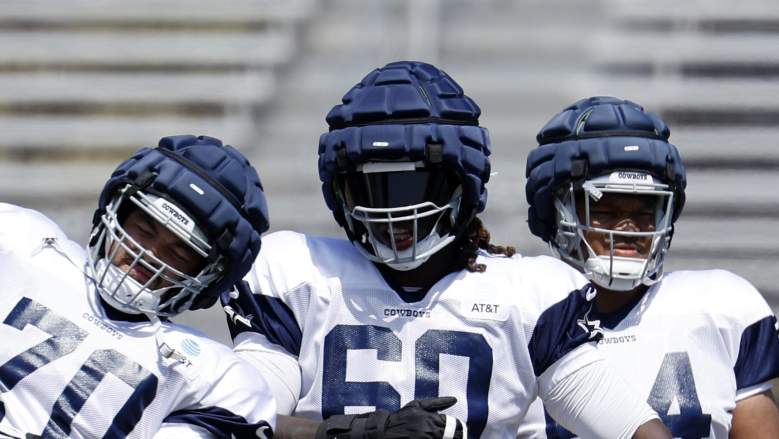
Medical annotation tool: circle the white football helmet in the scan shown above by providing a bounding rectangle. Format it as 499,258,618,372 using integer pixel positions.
552,171,676,291
87,185,221,316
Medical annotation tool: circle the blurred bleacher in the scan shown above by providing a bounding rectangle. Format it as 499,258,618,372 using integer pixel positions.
0,0,315,244
1,0,777,346
573,0,779,310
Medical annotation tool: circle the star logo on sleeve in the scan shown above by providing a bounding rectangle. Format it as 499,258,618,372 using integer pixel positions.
224,304,254,328
577,306,603,340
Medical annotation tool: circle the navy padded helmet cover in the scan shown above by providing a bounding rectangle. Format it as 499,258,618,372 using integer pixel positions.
525,96,687,241
319,61,491,229
96,134,270,310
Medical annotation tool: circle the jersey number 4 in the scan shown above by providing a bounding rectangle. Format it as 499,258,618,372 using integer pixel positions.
647,352,712,438
322,324,492,439
0,297,158,438
545,351,712,439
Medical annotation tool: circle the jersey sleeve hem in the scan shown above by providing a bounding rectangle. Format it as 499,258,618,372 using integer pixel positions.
163,408,274,439
734,314,779,389
735,381,774,402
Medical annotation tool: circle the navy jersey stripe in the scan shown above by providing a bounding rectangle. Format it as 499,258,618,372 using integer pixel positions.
164,407,273,439
528,284,603,377
589,291,643,330
734,314,779,390
222,281,303,356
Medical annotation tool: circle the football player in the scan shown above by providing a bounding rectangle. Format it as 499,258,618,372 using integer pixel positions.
0,135,276,438
519,96,779,438
223,62,672,438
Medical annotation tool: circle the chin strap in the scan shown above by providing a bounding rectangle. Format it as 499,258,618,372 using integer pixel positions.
315,397,466,439
585,255,651,292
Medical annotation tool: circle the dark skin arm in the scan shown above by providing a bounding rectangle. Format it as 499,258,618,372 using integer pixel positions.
632,418,672,439
274,415,320,439
730,390,779,439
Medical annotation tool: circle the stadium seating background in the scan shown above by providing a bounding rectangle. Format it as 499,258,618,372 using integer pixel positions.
1,3,777,406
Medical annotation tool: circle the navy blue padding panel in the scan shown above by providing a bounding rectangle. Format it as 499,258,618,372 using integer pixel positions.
525,96,686,242
163,407,273,439
319,123,490,227
318,61,491,232
528,285,603,377
326,60,481,128
94,135,270,310
222,281,302,357
734,315,779,390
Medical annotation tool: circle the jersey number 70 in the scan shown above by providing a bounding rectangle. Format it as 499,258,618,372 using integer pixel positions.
0,297,158,438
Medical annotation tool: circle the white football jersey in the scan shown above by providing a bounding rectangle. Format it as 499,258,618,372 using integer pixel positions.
0,203,276,439
223,231,646,438
519,270,779,439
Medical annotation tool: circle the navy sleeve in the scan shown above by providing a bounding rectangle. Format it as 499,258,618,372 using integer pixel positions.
734,314,779,390
544,406,576,439
163,407,273,439
528,284,603,377
221,281,303,357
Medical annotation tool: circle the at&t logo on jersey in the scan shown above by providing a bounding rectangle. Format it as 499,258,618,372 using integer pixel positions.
461,301,508,321
181,338,201,357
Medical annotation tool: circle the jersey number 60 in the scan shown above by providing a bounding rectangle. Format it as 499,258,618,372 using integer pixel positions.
322,324,492,439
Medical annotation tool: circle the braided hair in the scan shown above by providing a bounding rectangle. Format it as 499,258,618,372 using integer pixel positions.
458,217,516,273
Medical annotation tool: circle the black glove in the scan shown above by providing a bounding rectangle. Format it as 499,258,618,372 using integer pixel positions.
315,396,467,439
